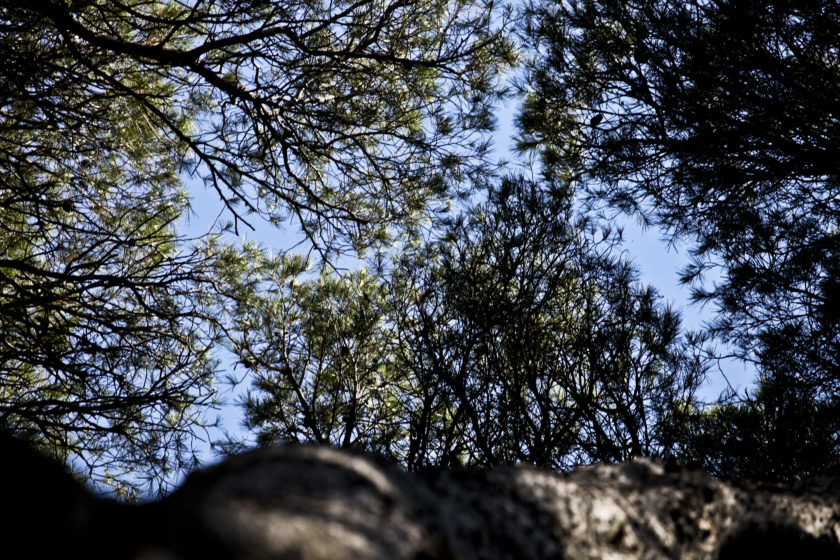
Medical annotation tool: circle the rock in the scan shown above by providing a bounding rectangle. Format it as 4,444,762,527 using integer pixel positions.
0,431,147,559
4,434,840,559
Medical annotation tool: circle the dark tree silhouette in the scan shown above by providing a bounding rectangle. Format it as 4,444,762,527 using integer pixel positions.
519,0,840,479
231,175,706,471
392,175,705,469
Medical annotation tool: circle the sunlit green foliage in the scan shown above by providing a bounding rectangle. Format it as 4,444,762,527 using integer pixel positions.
21,0,516,257
222,247,409,456
0,0,514,493
1,2,218,496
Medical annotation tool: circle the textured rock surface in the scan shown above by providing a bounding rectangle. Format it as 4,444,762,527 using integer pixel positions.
5,435,840,559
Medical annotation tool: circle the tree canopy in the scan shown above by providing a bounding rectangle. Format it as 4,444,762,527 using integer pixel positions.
22,0,516,255
232,175,705,471
518,0,840,480
1,2,220,494
4,0,839,493
519,0,839,378
1,0,513,494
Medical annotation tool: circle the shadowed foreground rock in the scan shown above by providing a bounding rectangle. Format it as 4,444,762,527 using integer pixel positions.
4,434,840,559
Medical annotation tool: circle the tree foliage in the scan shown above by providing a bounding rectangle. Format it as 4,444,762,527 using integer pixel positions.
519,0,840,479
222,248,408,456
1,3,219,495
10,0,834,490
673,377,840,482
233,176,706,471
24,0,516,255
393,175,704,469
0,0,513,493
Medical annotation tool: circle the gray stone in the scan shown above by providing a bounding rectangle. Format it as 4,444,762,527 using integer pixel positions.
5,435,840,559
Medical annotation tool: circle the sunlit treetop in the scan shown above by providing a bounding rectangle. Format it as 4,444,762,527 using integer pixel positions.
18,0,517,259
0,0,516,494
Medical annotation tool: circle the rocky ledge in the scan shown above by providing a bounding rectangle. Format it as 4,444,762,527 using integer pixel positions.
5,435,840,559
